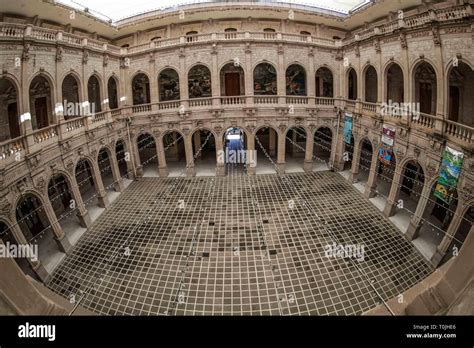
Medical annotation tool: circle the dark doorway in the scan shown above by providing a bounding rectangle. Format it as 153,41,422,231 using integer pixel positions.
8,103,20,138
34,97,49,129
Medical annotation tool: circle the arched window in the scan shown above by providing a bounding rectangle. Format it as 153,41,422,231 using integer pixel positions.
224,28,237,39
286,64,306,96
62,74,80,119
220,63,245,96
107,77,118,109
347,68,357,100
254,63,277,95
300,31,311,36
0,78,20,141
120,44,130,48
188,65,212,98
364,66,377,103
29,75,52,130
159,69,180,101
386,63,404,103
315,67,333,98
186,31,198,42
87,75,101,113
151,36,162,42
132,73,150,105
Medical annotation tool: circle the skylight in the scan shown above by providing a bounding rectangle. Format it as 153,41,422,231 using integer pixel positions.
57,0,369,22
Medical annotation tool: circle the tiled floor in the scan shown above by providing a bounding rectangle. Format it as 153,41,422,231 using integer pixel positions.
47,170,434,316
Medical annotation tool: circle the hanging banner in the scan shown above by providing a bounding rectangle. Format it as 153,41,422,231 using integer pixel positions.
382,124,396,146
378,144,393,165
434,146,464,204
343,113,353,145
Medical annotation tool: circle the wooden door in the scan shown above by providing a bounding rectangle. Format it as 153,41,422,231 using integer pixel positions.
225,73,240,96
35,97,49,129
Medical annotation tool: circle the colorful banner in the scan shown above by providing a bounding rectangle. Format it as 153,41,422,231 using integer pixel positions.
343,113,353,145
378,144,393,165
382,124,396,146
434,146,464,204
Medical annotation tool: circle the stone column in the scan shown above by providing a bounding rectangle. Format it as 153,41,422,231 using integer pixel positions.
69,175,92,228
303,130,314,172
184,134,195,176
109,153,124,192
193,131,202,160
277,130,286,173
363,149,379,198
247,135,256,176
179,51,189,111
211,44,220,107
0,241,68,315
41,197,71,253
215,133,225,176
349,137,362,183
307,50,315,105
91,160,110,208
383,160,404,217
277,49,286,104
269,129,276,157
405,181,432,241
156,135,168,177
431,202,465,267
8,224,50,282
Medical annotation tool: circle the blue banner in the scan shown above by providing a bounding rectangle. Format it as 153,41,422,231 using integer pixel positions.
343,113,353,145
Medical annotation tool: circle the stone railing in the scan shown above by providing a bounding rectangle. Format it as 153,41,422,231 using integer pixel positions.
1,4,472,58
1,98,473,165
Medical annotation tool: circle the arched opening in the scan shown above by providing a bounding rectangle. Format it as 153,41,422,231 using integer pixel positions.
448,62,474,126
163,131,186,176
188,65,212,99
61,74,80,119
47,174,83,243
0,221,36,279
223,127,247,175
373,147,396,204
137,133,158,177
440,206,473,265
75,159,99,211
224,28,237,39
151,36,162,42
29,75,52,130
186,31,198,42
286,64,306,96
116,140,129,178
263,28,276,39
364,66,378,103
343,135,355,172
347,68,357,100
414,62,437,115
158,69,180,101
192,129,216,176
391,161,426,232
356,138,373,184
16,193,63,269
313,127,332,170
220,63,245,96
254,63,277,95
87,75,102,113
414,185,459,260
0,77,20,141
255,127,278,174
107,77,119,109
386,63,404,103
132,73,151,105
315,67,333,98
98,148,115,195
285,127,306,172
300,31,311,36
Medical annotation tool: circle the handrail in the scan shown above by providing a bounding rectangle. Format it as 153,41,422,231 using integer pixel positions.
1,99,473,165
